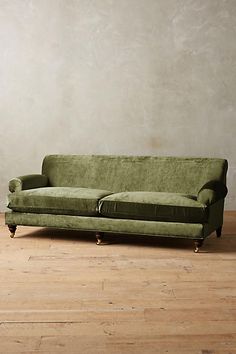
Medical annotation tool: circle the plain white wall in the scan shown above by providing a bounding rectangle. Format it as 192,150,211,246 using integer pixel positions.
0,0,235,210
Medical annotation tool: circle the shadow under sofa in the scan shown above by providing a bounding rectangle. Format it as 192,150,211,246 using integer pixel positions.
5,154,228,253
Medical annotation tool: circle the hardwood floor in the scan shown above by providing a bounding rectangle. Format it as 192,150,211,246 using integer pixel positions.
0,212,236,353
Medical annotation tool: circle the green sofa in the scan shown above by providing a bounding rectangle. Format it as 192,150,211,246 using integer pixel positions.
5,155,228,252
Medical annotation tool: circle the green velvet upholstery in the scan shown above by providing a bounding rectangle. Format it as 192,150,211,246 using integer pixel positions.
42,155,228,195
8,187,112,216
203,199,225,237
197,180,228,206
99,192,208,223
9,174,48,193
5,155,228,244
5,211,204,239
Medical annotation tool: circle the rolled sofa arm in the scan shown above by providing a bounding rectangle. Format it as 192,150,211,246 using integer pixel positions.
197,180,228,206
9,174,48,193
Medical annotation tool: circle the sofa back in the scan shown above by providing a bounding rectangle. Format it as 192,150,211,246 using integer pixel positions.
42,155,228,195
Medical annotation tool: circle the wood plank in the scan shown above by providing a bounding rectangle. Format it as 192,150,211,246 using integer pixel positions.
0,212,236,353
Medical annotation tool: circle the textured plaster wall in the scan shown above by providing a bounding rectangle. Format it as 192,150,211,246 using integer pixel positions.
0,0,236,210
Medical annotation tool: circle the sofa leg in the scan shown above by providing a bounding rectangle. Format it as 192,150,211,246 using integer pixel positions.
8,225,17,238
194,239,204,253
216,226,222,238
96,232,104,245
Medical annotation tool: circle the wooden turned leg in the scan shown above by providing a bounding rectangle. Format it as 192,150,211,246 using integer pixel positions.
216,226,222,238
194,239,204,253
8,225,17,238
96,232,104,245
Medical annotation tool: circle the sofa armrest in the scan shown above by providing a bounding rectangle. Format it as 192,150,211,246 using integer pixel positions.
197,180,228,206
9,174,48,193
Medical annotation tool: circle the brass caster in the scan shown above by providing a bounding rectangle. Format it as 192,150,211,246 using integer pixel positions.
8,225,17,239
96,232,104,245
194,239,204,253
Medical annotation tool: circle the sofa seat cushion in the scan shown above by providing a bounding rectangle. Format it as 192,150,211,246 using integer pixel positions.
8,187,113,216
98,191,208,223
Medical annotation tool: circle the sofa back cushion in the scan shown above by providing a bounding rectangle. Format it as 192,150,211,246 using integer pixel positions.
42,155,228,195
